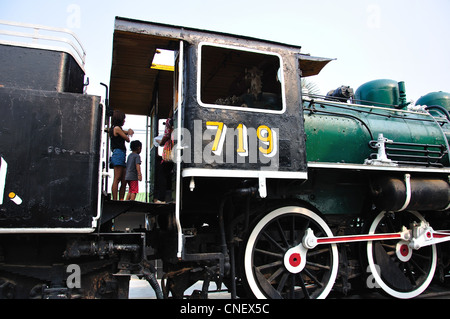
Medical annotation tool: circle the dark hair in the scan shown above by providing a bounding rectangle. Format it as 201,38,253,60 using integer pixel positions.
111,110,126,127
130,140,142,151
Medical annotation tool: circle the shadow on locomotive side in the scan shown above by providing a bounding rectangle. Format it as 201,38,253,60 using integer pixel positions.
1,17,450,299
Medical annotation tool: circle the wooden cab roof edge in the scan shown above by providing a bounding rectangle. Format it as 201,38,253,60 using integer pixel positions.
298,54,335,77
114,16,303,51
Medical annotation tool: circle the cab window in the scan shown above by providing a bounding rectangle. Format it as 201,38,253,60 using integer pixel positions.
199,44,284,112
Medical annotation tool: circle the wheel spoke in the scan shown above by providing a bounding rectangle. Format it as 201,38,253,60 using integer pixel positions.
306,261,331,271
254,248,283,258
276,219,289,248
254,268,283,299
408,257,427,276
267,266,285,284
289,274,295,299
302,267,324,288
277,272,289,293
262,230,285,252
307,247,331,258
256,260,283,271
291,215,295,244
404,262,417,286
298,273,311,299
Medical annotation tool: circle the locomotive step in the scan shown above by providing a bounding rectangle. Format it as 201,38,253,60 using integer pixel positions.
102,199,175,223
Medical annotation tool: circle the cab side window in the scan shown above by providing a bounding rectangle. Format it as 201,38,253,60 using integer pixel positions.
199,44,284,112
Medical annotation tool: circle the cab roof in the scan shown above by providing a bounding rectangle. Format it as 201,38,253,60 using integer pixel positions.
109,17,332,116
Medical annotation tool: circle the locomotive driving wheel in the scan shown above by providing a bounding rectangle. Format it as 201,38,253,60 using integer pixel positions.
366,210,437,299
242,206,338,299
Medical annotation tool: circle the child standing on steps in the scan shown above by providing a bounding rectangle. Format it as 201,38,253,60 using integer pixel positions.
125,140,142,201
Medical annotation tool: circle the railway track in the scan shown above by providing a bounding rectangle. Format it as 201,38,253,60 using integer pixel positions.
129,277,450,299
329,283,450,299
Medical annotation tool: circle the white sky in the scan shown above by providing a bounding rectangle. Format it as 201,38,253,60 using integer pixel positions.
2,0,449,102
2,0,450,192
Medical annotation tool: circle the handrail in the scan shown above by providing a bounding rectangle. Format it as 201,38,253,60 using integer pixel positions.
0,20,86,69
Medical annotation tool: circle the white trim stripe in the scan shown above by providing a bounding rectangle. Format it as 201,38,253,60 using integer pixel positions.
308,162,450,174
0,228,95,234
0,157,7,205
182,168,307,179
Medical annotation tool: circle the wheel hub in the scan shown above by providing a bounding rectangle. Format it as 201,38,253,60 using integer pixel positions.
284,245,307,273
396,240,412,262
289,253,301,267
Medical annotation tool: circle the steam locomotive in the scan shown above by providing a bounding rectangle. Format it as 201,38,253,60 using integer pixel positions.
1,17,450,299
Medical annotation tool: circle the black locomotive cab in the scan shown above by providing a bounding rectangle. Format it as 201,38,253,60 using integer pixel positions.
110,17,322,203
184,42,306,187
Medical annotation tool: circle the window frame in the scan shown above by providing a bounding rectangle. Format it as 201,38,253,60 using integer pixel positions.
197,42,287,114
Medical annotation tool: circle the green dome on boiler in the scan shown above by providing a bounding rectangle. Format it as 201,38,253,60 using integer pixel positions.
416,91,450,112
355,79,400,107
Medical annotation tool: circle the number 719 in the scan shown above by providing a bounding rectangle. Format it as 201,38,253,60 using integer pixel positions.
206,122,278,158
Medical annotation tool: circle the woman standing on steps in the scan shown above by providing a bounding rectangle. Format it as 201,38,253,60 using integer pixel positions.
110,110,134,200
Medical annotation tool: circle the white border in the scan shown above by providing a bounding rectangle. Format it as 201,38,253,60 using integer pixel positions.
197,42,287,114
308,162,450,174
0,228,95,234
182,168,307,180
